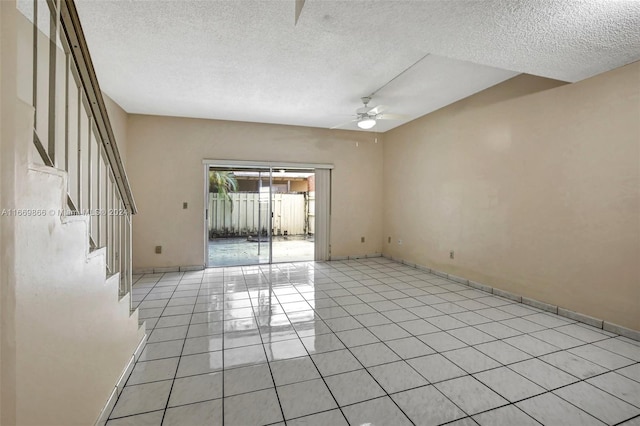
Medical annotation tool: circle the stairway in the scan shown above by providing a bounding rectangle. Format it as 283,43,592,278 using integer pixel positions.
6,100,145,425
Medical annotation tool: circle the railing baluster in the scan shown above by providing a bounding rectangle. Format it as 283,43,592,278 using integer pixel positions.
87,116,94,246
104,151,109,258
32,0,38,127
86,116,91,215
119,199,126,295
108,176,113,272
113,177,118,273
116,196,121,276
64,49,69,175
127,213,132,305
96,140,100,247
91,125,99,247
65,60,79,209
77,87,83,211
54,10,67,174
112,176,117,273
106,169,110,270
100,146,104,250
46,0,57,164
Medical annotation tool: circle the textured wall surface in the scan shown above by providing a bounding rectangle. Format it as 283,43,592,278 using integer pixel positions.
383,64,640,330
127,116,384,268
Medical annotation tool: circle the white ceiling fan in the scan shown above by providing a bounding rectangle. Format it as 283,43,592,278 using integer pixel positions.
332,97,408,130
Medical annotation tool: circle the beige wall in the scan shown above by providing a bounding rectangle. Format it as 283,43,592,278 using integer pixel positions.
104,93,129,166
127,116,384,269
383,64,640,330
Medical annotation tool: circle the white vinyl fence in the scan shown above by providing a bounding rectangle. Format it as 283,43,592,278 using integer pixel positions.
209,192,314,237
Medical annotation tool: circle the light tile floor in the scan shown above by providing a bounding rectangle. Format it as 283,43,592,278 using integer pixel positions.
110,258,640,425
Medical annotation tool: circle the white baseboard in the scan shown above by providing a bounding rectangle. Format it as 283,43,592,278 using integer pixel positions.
331,253,382,261
134,265,205,274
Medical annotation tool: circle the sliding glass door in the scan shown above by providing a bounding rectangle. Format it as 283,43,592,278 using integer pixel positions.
207,167,271,267
206,165,317,267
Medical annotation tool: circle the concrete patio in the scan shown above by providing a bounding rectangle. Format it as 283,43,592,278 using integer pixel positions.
208,235,314,267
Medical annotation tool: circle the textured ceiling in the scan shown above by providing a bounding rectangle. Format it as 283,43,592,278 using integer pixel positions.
75,0,640,132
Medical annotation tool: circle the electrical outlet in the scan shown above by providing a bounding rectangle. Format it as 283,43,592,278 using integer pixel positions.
450,250,455,259
388,236,391,243
155,245,162,254
398,239,403,245
183,202,188,209
361,236,365,243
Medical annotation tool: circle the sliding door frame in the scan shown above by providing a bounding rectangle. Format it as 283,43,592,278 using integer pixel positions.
202,159,333,267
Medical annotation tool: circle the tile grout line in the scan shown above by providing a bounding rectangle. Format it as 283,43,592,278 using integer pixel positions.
330,260,538,423
355,262,496,424
105,273,164,422
236,264,287,424
127,334,640,414
272,263,354,424
273,262,348,423
350,259,516,424
406,293,638,421
614,414,640,426
310,258,526,422
316,259,638,424
116,259,639,425
315,261,424,425
107,272,184,422
156,271,187,425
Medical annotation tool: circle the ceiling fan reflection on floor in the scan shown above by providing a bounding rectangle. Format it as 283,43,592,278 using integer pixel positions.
332,97,408,130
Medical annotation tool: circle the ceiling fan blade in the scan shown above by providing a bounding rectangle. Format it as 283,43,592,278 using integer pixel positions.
356,106,374,114
377,113,410,121
367,105,388,115
331,119,357,129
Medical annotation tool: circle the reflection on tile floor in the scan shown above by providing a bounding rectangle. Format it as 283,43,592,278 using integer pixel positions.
110,258,640,425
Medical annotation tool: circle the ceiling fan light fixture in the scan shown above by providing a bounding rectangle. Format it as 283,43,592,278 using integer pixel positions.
357,117,376,129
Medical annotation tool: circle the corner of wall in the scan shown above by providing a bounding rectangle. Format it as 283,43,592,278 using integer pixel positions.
103,93,129,167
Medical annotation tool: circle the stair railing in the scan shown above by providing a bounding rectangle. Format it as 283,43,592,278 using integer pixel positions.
17,0,137,308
